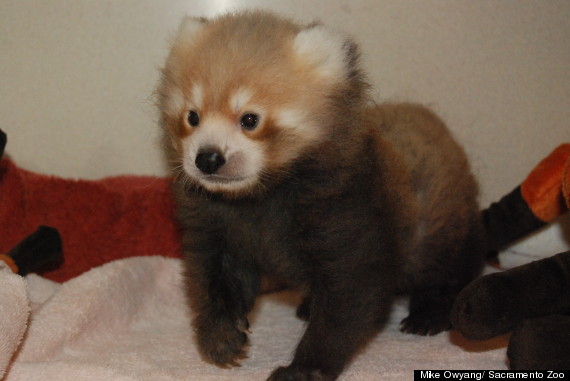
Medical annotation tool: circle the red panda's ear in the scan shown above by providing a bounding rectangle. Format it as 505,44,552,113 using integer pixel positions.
159,16,208,133
293,25,357,83
175,16,208,43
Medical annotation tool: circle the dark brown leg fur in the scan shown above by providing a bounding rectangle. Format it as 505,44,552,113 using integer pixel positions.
270,275,396,381
400,216,485,336
177,193,262,367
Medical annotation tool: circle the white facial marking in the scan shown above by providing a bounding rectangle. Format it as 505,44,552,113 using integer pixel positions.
190,84,203,110
276,108,322,142
230,88,253,113
276,108,307,130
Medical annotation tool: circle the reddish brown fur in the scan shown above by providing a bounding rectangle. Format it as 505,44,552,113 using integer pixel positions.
158,10,485,381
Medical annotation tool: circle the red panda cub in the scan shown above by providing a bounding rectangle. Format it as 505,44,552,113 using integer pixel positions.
159,10,484,381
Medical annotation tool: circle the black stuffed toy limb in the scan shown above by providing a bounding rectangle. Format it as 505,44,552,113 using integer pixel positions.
451,251,570,342
508,314,570,370
0,226,63,276
451,144,570,370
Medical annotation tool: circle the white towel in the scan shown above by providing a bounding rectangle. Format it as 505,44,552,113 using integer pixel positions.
1,257,508,381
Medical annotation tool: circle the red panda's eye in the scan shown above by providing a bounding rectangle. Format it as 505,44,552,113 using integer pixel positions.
188,110,200,127
241,113,259,130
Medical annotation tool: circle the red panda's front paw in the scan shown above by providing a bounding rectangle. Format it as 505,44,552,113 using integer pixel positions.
196,316,250,367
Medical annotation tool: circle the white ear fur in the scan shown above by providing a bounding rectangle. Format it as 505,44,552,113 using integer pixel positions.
293,25,351,80
175,16,208,42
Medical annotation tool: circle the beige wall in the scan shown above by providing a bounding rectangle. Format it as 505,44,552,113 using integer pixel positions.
1,0,569,257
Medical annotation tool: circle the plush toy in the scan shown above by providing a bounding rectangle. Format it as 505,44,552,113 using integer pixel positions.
451,143,570,370
0,129,182,282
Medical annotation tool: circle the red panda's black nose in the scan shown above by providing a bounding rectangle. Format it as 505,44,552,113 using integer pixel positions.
195,151,226,174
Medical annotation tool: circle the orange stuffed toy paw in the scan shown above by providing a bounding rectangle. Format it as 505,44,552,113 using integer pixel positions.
521,143,570,222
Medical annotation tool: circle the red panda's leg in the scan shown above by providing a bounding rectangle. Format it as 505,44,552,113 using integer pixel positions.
269,273,393,381
184,239,260,367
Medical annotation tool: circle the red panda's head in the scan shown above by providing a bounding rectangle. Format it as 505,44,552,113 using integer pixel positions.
159,11,366,198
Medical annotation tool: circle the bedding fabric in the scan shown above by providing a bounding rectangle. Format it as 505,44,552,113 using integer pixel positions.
0,256,507,381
